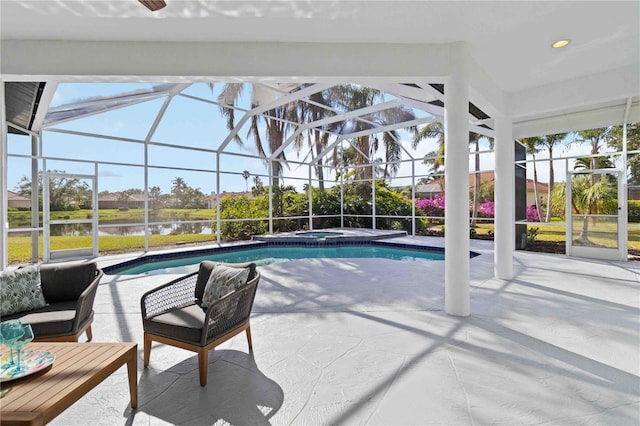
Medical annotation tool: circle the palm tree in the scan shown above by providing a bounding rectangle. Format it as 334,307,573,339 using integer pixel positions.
610,123,640,184
520,136,543,219
215,83,301,225
327,84,417,181
215,83,300,190
552,174,617,244
538,132,569,222
297,87,333,192
411,121,445,176
576,127,615,171
469,132,492,227
171,176,188,208
573,156,615,171
242,170,251,192
148,185,162,209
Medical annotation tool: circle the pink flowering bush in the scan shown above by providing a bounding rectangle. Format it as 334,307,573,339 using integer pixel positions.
527,204,540,222
476,200,494,218
417,196,540,222
416,195,445,217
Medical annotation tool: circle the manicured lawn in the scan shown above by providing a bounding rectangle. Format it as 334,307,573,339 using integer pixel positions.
8,234,216,264
474,221,639,250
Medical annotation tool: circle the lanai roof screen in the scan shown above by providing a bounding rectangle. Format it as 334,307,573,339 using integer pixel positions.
40,82,471,191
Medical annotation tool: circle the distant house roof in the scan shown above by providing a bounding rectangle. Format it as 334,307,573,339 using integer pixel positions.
418,172,549,192
98,192,145,201
415,183,443,194
527,180,548,191
7,190,30,201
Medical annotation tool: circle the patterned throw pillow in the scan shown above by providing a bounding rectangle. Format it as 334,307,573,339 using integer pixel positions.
0,266,47,316
201,265,250,309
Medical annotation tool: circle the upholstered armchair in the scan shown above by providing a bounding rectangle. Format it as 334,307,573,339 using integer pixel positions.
141,261,260,386
1,262,102,342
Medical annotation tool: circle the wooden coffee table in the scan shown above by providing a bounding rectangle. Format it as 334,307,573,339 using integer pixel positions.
0,342,137,425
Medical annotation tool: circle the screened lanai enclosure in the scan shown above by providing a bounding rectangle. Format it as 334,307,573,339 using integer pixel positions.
3,80,637,267
4,81,494,260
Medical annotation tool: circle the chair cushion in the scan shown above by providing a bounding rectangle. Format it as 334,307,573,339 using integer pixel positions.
201,264,250,309
6,301,78,337
143,304,205,344
40,262,97,303
194,261,256,301
0,266,47,316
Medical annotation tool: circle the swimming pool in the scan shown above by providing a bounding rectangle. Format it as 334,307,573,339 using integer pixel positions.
106,244,449,275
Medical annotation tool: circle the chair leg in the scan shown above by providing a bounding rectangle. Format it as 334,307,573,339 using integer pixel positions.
85,326,93,342
198,348,208,387
143,333,151,368
245,324,253,351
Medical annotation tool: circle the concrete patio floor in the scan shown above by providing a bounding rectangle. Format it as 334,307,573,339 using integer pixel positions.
48,237,639,425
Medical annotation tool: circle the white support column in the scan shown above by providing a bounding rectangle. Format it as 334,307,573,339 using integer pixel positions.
444,48,470,317
308,164,313,230
411,160,416,236
268,161,273,234
340,167,344,228
143,136,149,251
216,153,221,243
31,134,39,263
0,82,7,270
494,116,514,279
371,167,376,230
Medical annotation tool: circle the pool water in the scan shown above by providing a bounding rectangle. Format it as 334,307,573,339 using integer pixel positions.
112,245,445,275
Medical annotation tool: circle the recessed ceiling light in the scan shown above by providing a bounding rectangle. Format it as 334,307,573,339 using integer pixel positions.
552,39,571,49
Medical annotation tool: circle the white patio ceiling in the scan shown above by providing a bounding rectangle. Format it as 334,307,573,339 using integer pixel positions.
1,0,639,139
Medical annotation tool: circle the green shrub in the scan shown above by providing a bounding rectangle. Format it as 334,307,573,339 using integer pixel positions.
220,195,269,240
629,200,640,222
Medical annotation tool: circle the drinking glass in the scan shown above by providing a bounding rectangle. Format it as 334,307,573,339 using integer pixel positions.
0,320,24,369
13,324,34,373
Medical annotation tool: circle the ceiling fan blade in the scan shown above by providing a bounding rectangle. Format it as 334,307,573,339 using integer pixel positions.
138,0,166,11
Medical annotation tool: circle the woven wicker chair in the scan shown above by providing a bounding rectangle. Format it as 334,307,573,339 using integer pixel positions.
141,261,260,386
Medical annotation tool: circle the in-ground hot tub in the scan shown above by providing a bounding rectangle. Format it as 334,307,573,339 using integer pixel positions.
251,228,408,245
295,231,344,238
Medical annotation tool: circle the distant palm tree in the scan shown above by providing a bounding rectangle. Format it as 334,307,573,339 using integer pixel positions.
171,176,188,208
242,170,251,192
148,185,162,209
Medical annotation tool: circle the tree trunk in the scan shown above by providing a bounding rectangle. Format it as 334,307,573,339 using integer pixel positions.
471,139,480,227
545,147,554,222
314,130,325,192
579,214,590,243
531,153,541,220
